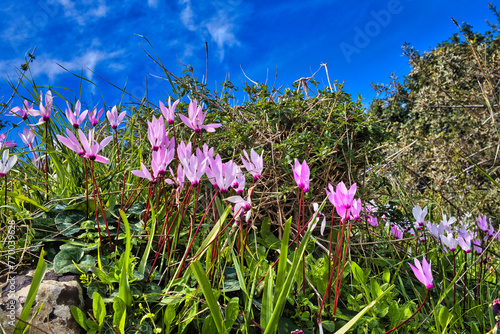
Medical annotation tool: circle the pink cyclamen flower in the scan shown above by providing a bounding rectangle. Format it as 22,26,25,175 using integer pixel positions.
106,106,126,130
326,182,357,219
477,215,489,233
78,129,113,164
31,91,53,125
19,127,36,149
412,205,428,227
291,159,310,193
181,152,207,187
349,198,362,221
409,257,433,289
241,149,264,181
233,166,246,195
57,128,86,156
10,100,35,120
0,133,17,150
159,97,179,125
88,106,104,127
458,231,473,253
132,162,156,184
179,99,221,133
225,194,252,222
147,115,166,151
440,232,458,252
65,100,88,129
0,150,18,177
391,224,403,240
311,202,326,235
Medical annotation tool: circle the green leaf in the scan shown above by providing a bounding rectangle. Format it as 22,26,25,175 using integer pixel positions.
438,305,451,329
334,285,395,334
261,267,274,329
274,216,292,307
163,304,176,334
53,247,84,274
54,210,85,236
191,260,226,334
70,305,89,330
113,297,126,334
118,210,132,307
383,267,391,284
351,261,366,285
93,291,106,327
13,249,47,334
6,191,49,212
224,297,239,333
202,315,218,334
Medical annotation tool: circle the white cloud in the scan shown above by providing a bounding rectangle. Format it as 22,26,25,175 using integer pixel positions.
29,49,124,82
179,0,196,31
177,0,248,61
147,0,158,8
54,0,108,25
205,11,239,60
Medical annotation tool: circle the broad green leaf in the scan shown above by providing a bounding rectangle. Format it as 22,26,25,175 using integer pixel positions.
70,305,89,330
93,291,106,327
53,247,84,274
224,297,239,333
202,315,218,334
54,210,85,236
113,297,126,334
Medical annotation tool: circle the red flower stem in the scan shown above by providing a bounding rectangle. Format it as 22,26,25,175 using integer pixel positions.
384,290,429,334
91,163,103,252
90,161,113,252
84,159,89,219
333,219,354,316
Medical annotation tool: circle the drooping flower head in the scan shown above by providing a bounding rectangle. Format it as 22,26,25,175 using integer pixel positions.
78,129,113,164
106,105,126,130
88,106,104,127
65,100,88,129
159,97,179,125
147,115,166,151
0,133,17,150
291,159,310,193
0,150,17,177
179,99,221,133
326,182,357,219
241,149,264,181
10,100,35,120
31,90,53,125
57,128,86,156
409,257,433,289
19,127,36,149
412,205,428,227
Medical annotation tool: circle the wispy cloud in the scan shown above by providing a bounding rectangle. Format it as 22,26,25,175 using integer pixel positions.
29,49,124,82
147,0,159,8
55,0,108,25
177,0,248,61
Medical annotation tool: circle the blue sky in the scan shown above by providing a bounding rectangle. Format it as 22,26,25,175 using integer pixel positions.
0,0,495,120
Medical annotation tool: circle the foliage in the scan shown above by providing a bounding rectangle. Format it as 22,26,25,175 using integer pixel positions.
370,4,500,218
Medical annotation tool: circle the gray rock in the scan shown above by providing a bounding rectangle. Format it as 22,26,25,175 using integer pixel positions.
0,269,86,334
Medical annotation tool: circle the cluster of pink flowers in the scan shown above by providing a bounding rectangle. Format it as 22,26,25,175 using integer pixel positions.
129,99,263,223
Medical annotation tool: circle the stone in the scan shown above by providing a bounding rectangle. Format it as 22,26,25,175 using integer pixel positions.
0,269,86,334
